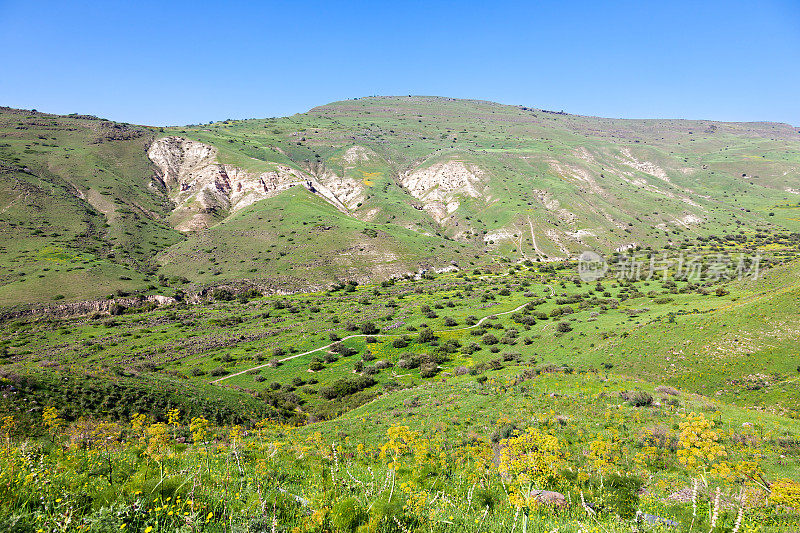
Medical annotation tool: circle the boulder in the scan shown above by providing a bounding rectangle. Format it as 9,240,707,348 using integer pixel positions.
531,490,568,509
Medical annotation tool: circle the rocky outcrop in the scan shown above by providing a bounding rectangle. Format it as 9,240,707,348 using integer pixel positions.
400,160,486,222
148,137,305,230
1,294,177,320
342,145,372,164
306,159,365,211
148,137,365,231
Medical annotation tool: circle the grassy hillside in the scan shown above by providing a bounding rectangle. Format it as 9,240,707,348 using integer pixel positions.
1,237,799,530
2,96,800,531
156,187,470,289
2,98,800,307
3,241,798,422
575,260,800,413
2,337,800,532
172,96,800,260
0,108,183,306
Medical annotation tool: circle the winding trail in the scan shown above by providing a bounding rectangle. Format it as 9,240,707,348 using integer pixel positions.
211,300,533,384
209,267,799,386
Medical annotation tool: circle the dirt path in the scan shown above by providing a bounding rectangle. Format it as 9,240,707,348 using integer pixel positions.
211,300,533,384
1,189,30,214
527,215,545,260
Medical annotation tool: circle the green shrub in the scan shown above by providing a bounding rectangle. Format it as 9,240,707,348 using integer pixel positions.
320,376,376,400
419,361,438,378
623,390,653,407
330,497,368,532
418,328,436,343
212,288,234,301
209,366,229,377
360,322,379,335
392,337,410,348
605,473,643,519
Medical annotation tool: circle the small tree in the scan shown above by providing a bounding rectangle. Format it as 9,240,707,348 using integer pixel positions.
419,361,439,378
360,322,379,335
418,328,436,343
392,337,410,348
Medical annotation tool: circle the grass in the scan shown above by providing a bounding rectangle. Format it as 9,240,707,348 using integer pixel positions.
169,96,800,259
1,366,799,532
2,241,799,421
0,109,182,306
0,244,799,531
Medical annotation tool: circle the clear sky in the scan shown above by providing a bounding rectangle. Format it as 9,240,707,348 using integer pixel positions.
1,0,798,126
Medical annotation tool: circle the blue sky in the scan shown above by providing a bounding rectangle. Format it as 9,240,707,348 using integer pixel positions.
1,0,798,125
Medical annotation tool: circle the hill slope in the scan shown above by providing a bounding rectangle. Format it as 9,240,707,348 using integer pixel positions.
168,96,800,256
1,97,799,306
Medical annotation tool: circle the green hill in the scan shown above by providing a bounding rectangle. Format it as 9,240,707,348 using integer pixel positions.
2,97,799,307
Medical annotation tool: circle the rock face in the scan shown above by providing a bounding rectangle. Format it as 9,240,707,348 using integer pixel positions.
1,295,177,320
149,139,494,231
342,145,372,164
148,137,364,231
400,160,486,222
306,160,365,211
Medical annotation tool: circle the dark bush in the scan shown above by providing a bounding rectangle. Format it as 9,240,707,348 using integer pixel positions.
622,390,653,407
556,322,573,333
392,337,410,349
360,322,379,335
419,361,439,378
320,376,376,400
331,342,356,357
212,288,234,301
418,328,436,343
